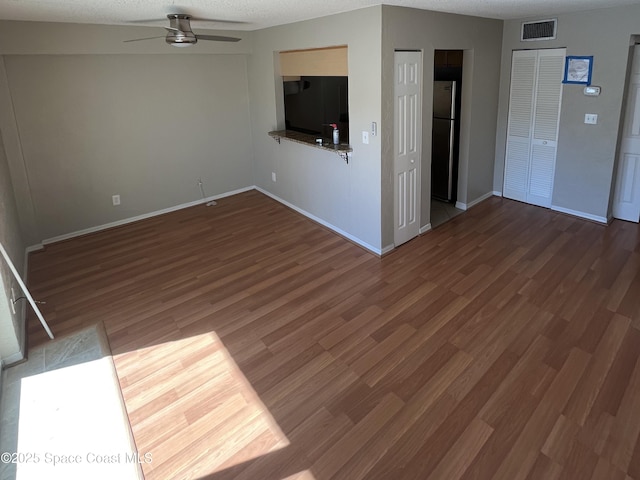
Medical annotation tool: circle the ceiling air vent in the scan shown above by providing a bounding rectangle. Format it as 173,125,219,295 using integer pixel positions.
521,19,557,41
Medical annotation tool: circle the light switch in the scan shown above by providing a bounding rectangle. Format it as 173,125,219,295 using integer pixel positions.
362,131,369,144
585,114,598,124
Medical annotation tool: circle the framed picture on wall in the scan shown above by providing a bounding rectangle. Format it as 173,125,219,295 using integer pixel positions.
563,56,593,85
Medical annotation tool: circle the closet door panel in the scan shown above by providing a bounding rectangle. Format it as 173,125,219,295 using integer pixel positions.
504,50,537,201
528,49,565,207
504,48,565,208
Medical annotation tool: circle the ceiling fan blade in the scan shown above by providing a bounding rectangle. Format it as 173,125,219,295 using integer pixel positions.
123,35,167,43
196,34,241,42
192,18,248,25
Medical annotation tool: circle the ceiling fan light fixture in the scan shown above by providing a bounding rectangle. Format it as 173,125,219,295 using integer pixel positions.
166,36,197,46
166,30,197,47
125,12,241,46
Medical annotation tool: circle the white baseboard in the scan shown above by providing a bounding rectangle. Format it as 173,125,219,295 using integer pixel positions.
550,205,608,224
419,223,432,234
255,187,382,256
26,244,43,253
454,201,467,211
41,186,255,245
468,191,496,210
381,244,395,255
493,191,503,197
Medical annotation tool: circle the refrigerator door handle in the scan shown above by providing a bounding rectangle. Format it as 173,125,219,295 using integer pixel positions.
450,81,457,120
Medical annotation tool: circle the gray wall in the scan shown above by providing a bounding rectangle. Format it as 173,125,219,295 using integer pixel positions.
0,21,254,244
4,54,254,241
248,7,383,252
0,127,25,362
494,4,640,220
381,6,503,246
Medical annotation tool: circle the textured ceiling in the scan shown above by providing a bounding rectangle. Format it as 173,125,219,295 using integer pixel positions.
0,0,639,31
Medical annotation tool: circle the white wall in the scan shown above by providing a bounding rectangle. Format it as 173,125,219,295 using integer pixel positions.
380,6,503,246
0,126,25,363
494,4,640,220
248,7,383,252
0,21,254,244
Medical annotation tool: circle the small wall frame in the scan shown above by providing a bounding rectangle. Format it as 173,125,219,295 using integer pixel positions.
563,56,593,85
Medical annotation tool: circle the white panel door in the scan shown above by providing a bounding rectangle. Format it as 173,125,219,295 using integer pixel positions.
394,51,422,247
504,48,565,208
613,45,640,223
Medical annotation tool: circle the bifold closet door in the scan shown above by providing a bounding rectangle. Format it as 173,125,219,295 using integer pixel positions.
504,48,565,208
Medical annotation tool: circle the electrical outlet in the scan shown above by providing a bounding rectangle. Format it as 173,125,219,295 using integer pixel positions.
272,172,277,182
10,287,16,315
112,194,121,206
362,131,369,144
584,114,598,124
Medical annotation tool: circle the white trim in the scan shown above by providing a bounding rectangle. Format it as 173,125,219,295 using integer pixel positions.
381,244,395,255
457,191,496,211
31,184,386,257
550,205,608,224
255,187,382,256
467,191,495,209
26,244,43,253
41,187,254,245
419,223,432,234
493,191,503,197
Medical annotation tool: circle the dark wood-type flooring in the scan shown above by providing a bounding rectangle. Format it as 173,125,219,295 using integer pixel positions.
27,190,640,479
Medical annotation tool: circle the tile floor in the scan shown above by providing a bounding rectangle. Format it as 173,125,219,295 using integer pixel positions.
0,324,141,480
430,198,465,228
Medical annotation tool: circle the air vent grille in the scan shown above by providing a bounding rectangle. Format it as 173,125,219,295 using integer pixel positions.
521,19,557,41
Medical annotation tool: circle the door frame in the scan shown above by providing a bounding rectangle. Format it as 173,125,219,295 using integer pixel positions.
612,42,640,223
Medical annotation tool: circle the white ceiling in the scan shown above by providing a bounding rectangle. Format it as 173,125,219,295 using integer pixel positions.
0,0,639,31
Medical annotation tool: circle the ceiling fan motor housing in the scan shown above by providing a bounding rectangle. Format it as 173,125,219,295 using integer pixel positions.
166,13,197,46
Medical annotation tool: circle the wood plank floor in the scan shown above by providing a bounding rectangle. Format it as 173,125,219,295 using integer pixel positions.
26,190,640,480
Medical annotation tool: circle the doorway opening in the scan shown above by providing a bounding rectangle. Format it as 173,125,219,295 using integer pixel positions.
430,50,464,228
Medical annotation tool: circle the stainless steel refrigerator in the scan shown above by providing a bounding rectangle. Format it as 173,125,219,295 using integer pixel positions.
431,81,457,202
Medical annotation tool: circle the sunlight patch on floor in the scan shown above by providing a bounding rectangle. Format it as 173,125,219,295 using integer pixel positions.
0,323,141,480
283,470,317,480
115,331,290,479
16,358,142,479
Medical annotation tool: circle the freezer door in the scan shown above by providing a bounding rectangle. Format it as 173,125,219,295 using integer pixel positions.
433,81,456,120
431,117,454,201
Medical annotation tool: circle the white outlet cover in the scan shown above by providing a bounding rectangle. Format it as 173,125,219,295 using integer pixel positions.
271,172,277,182
362,131,369,144
584,114,598,124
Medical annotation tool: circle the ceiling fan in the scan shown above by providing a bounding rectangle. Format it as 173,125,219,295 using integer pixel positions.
125,14,241,47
